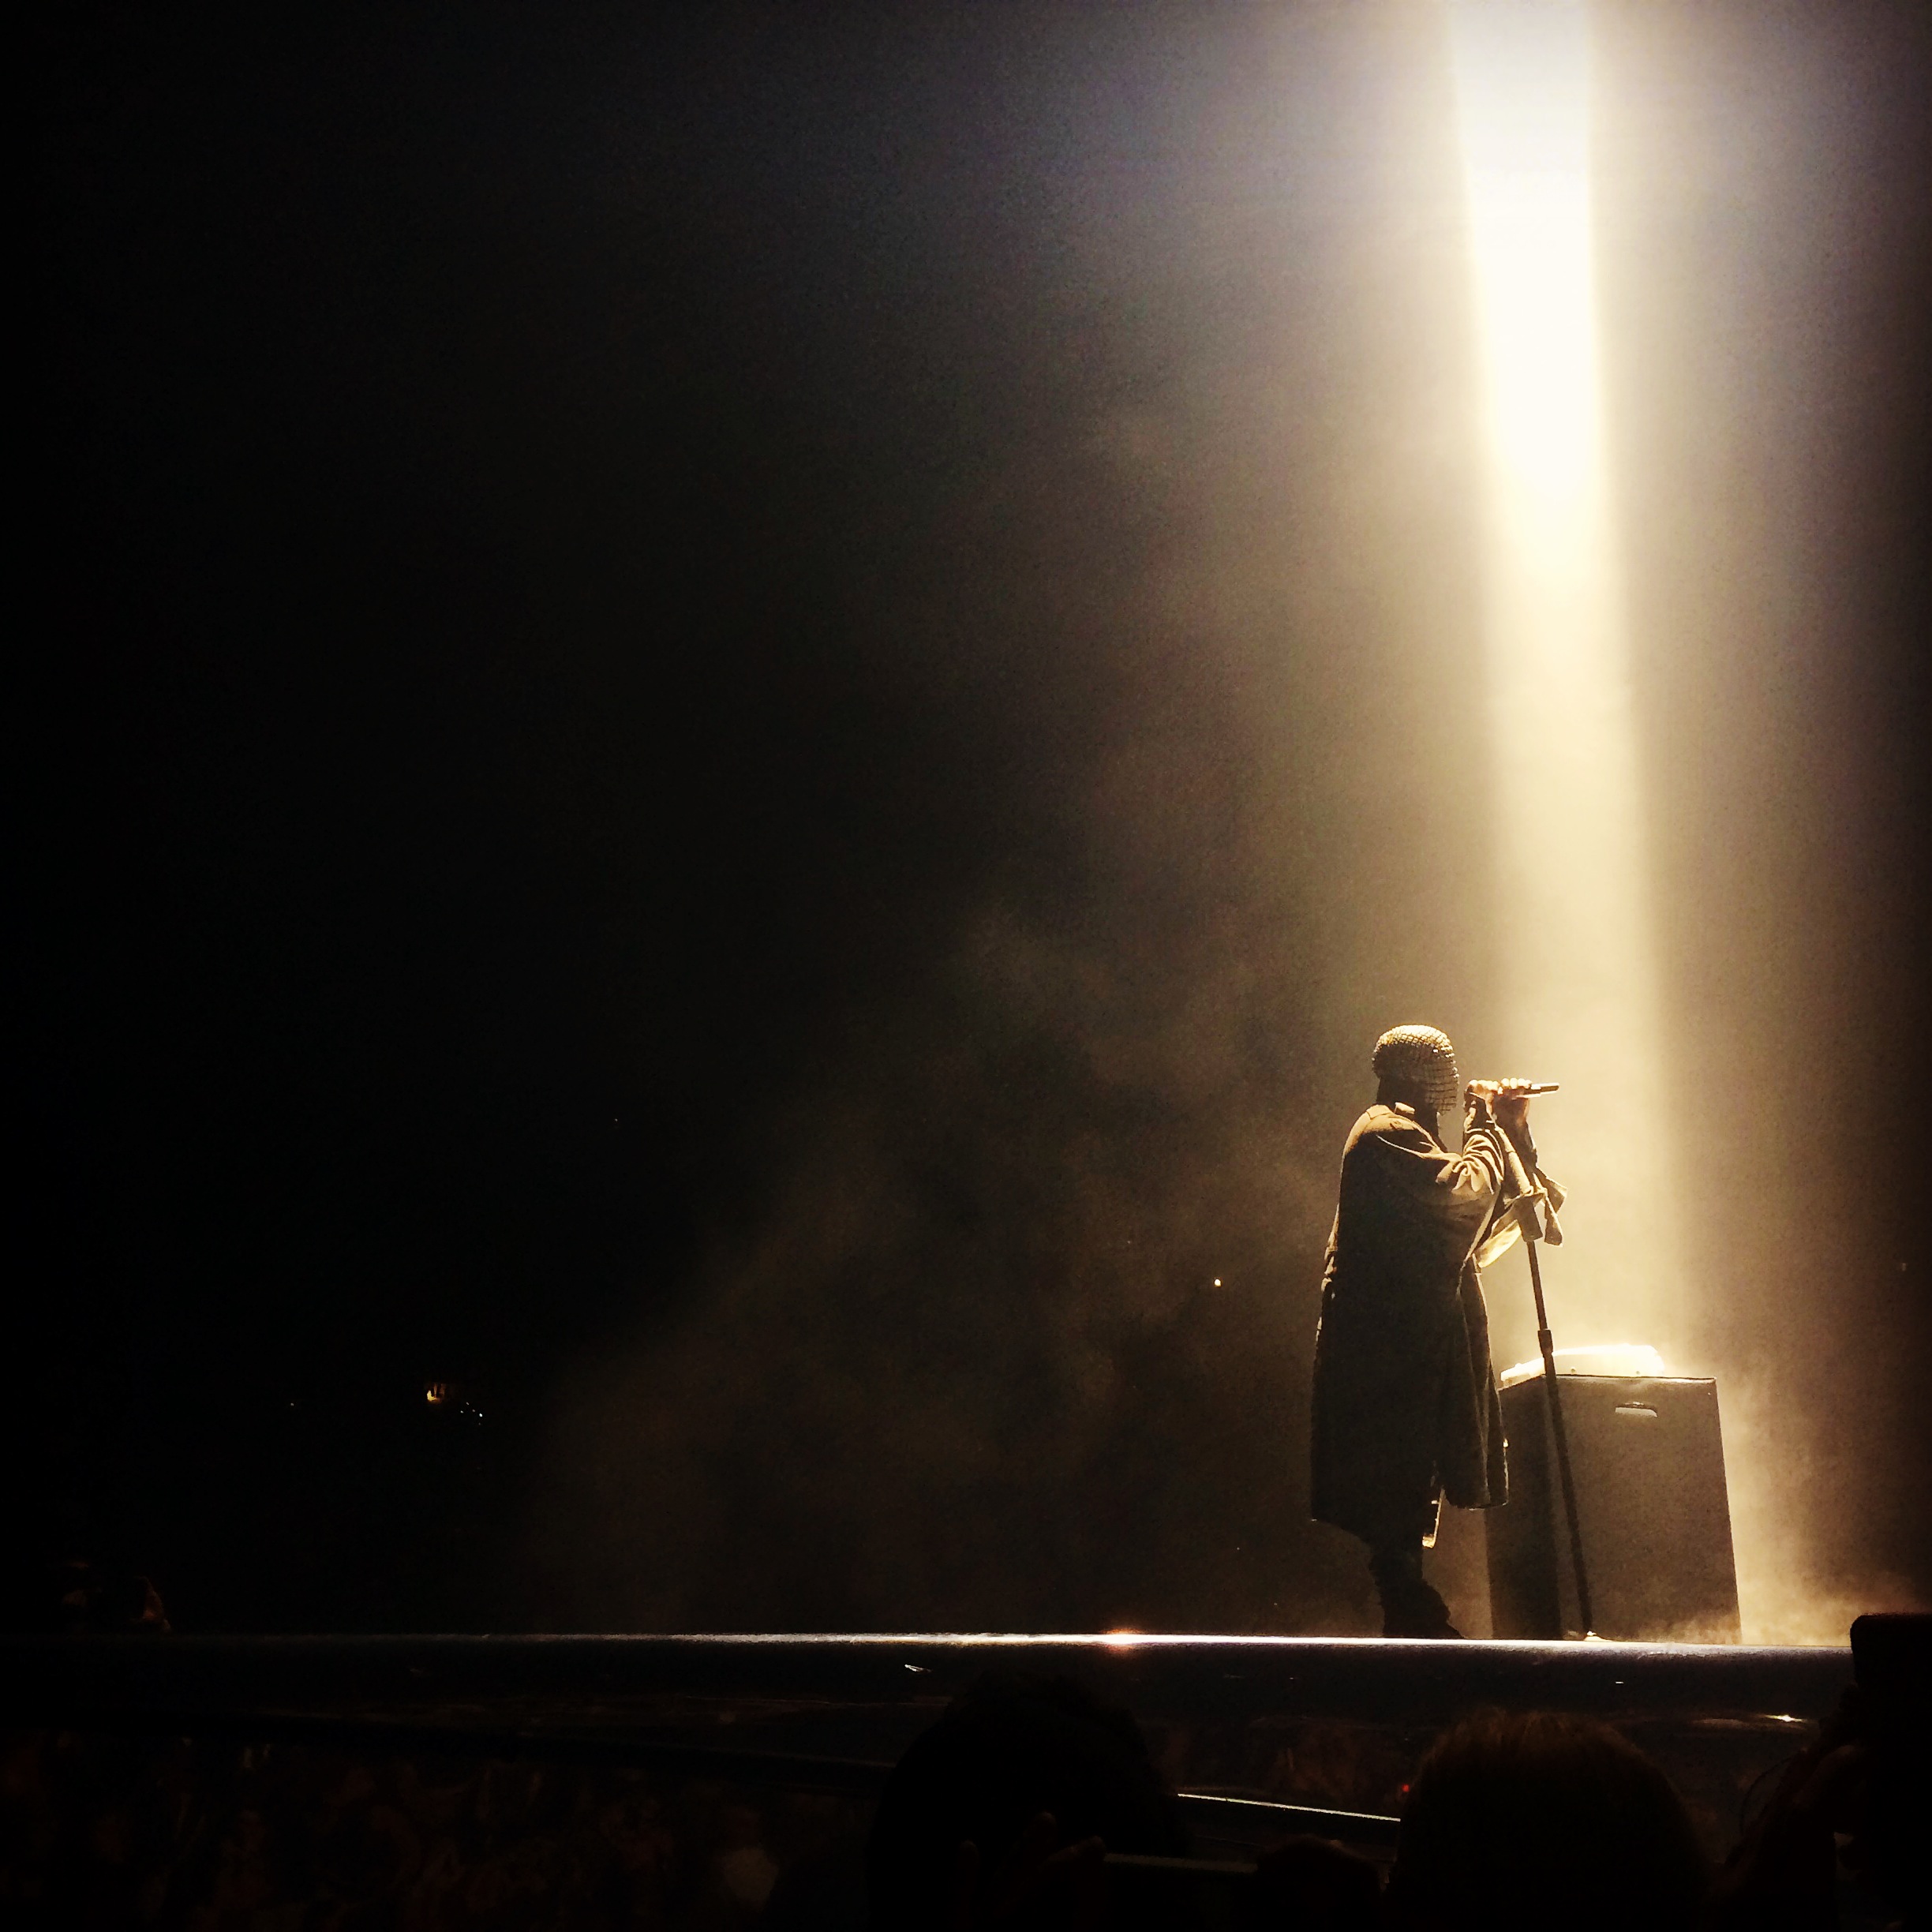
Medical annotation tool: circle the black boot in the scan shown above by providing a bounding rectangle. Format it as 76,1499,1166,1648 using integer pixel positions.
1369,1546,1462,1639
1380,1577,1461,1638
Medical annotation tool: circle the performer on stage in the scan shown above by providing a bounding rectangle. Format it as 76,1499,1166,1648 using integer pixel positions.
1310,1024,1546,1638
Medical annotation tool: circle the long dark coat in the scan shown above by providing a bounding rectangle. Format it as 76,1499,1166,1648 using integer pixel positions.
1310,1102,1511,1541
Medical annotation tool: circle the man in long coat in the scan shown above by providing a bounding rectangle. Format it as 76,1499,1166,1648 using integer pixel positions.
1310,1024,1539,1637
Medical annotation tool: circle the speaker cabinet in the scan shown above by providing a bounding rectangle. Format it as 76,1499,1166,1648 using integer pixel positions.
1486,1375,1741,1642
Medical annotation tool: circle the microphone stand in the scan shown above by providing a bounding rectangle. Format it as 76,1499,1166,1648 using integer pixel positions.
1493,1122,1596,1638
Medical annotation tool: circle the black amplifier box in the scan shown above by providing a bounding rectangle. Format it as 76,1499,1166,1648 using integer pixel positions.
1486,1374,1741,1642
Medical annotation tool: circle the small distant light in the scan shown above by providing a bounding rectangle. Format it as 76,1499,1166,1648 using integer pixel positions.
426,1383,447,1404
1212,1278,1222,1287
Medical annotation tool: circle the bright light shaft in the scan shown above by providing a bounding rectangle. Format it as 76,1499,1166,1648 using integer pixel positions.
1450,2,1677,1355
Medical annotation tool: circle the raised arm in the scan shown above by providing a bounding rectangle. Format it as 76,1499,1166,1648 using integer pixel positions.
1369,1114,1511,1211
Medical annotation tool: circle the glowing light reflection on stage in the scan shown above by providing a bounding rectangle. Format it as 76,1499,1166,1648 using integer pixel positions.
1450,1,1679,1362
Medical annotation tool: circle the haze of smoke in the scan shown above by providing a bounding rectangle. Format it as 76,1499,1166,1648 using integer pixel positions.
1717,1372,1928,1648
520,2,1928,1640
523,3,1480,1636
523,900,1365,1635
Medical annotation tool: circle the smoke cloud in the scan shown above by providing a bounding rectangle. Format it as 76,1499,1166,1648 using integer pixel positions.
521,3,1928,1641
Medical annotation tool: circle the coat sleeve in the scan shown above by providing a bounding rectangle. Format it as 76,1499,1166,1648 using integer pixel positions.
1367,1117,1510,1223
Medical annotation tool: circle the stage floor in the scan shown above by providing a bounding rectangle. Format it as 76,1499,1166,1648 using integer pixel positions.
4,1631,1848,1859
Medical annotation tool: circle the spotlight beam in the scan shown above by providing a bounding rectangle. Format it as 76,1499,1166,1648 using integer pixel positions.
1450,1,1677,1361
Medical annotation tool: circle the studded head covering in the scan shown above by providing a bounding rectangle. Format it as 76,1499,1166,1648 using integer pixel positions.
1372,1024,1462,1112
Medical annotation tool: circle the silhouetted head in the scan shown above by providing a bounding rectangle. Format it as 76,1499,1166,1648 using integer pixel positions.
1372,1024,1462,1128
1386,1709,1707,1932
865,1673,1185,1932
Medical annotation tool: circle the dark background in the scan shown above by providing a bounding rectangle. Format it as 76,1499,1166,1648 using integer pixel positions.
17,2,1929,1634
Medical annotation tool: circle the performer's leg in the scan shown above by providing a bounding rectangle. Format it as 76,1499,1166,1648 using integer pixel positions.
1365,1498,1458,1638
